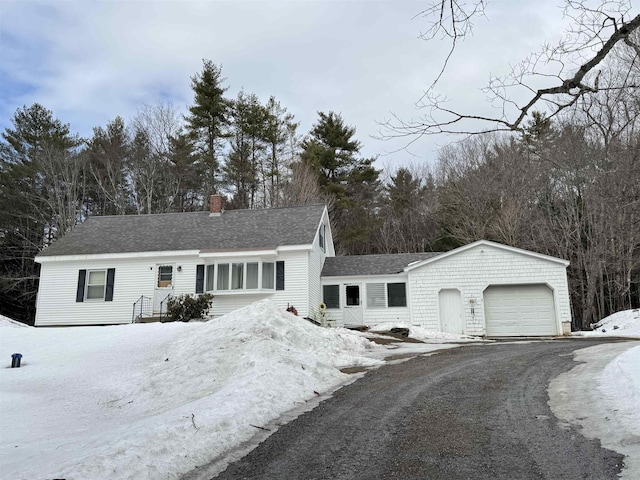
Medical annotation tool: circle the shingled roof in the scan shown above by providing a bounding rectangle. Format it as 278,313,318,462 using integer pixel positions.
322,252,442,277
37,204,326,257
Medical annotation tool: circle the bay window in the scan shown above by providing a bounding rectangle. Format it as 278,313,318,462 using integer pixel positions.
206,261,280,292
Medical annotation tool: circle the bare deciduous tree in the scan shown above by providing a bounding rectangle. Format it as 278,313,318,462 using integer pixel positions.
385,1,640,137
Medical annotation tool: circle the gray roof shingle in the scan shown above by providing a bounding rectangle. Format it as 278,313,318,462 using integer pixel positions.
321,252,442,277
38,204,326,257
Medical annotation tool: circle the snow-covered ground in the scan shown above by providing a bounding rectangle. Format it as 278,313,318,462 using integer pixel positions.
1,304,638,479
0,300,458,480
550,308,640,479
0,314,30,328
573,308,640,338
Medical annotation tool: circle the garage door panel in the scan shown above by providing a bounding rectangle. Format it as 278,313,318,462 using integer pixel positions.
484,285,557,336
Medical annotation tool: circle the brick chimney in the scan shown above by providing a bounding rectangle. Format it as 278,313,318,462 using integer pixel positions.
209,194,224,216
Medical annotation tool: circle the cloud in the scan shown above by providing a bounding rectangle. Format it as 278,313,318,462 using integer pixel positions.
0,0,595,165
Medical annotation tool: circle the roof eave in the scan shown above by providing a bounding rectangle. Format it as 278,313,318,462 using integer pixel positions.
36,249,202,263
404,240,570,271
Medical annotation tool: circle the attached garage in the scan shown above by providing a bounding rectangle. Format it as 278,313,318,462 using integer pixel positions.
484,284,557,336
405,240,572,336
321,240,572,336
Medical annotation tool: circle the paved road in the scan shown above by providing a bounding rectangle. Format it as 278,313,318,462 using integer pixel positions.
212,340,625,480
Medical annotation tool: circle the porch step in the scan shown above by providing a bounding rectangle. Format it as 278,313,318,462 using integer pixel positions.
137,315,166,323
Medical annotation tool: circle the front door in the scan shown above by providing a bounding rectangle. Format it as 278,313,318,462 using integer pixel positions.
154,264,175,313
344,284,363,326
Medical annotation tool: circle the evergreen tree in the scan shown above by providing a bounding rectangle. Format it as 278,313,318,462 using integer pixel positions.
87,117,131,215
0,103,83,323
168,131,201,212
224,91,266,209
263,97,298,207
185,60,232,199
301,111,381,254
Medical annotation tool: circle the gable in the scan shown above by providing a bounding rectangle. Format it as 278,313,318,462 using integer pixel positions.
404,240,569,272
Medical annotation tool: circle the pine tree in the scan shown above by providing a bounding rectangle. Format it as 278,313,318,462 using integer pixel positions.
87,117,131,215
185,60,232,200
224,91,266,209
301,111,381,254
0,103,83,323
263,97,298,207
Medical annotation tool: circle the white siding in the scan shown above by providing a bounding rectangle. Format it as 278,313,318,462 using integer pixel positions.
35,255,201,326
320,275,412,327
36,249,315,325
307,208,334,321
209,250,311,318
408,243,571,336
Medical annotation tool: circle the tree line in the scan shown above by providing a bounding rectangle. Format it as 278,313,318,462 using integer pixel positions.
1,56,638,330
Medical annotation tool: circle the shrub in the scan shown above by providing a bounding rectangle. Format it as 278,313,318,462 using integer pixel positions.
166,293,214,322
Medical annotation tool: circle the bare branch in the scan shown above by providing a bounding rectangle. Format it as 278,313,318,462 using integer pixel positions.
386,2,640,138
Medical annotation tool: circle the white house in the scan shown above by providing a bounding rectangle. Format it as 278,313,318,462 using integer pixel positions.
35,198,572,336
35,197,333,326
320,241,572,336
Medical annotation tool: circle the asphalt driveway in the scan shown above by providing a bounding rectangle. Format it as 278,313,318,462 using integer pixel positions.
207,339,627,480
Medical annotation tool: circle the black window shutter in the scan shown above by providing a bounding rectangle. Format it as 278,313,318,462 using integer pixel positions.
276,261,285,290
105,268,116,301
196,264,205,293
76,269,86,302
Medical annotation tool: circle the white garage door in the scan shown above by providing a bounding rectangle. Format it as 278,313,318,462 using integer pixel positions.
484,285,557,336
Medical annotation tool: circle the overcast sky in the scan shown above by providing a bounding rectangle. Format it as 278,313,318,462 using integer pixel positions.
0,0,614,169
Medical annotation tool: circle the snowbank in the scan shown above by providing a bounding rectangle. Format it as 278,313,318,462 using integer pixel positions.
0,313,30,328
0,300,382,480
368,322,481,342
600,345,640,432
574,309,640,338
549,341,640,479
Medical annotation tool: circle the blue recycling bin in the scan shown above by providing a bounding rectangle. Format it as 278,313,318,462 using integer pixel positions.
11,353,22,368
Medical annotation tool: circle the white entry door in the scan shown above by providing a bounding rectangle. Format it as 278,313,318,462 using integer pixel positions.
154,264,175,313
439,289,464,334
344,284,363,326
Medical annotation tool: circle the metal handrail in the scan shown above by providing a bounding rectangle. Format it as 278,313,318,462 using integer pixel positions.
132,295,152,323
159,292,173,323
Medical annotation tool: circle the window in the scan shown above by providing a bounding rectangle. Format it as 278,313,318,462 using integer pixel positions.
323,285,340,309
319,224,326,251
217,263,230,290
387,283,407,307
246,263,259,289
207,261,281,291
366,283,386,308
76,268,115,302
157,265,173,288
346,285,360,306
206,265,215,291
231,263,244,290
262,262,275,289
87,270,106,300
